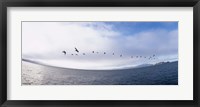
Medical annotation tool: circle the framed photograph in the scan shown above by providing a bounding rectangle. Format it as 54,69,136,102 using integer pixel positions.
0,0,200,107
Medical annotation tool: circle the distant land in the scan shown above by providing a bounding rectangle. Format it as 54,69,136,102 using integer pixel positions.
22,58,176,70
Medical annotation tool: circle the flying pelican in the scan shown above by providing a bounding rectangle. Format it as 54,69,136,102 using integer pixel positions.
104,52,106,54
149,57,152,60
62,51,66,55
75,47,79,53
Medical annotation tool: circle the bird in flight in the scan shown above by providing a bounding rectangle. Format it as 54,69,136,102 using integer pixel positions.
149,57,152,60
62,51,66,55
75,47,79,53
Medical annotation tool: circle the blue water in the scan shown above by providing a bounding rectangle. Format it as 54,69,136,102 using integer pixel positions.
22,61,178,85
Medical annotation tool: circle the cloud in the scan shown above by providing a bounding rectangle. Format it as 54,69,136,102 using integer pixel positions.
22,22,178,69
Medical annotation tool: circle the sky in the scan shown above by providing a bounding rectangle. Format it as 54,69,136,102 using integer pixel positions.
22,22,178,70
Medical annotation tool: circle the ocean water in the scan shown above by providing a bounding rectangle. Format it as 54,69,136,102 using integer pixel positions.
22,61,178,85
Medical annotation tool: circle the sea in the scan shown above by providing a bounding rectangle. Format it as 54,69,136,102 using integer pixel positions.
22,61,178,85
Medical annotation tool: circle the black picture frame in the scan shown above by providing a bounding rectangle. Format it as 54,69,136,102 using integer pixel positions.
0,0,200,107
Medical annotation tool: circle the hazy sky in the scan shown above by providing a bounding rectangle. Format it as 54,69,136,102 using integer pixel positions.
22,22,178,69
